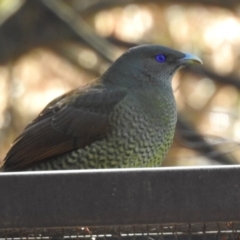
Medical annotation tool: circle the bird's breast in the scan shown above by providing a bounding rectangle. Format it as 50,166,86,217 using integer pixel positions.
106,89,177,167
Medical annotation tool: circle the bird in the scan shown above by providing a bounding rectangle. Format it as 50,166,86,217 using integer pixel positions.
1,44,202,171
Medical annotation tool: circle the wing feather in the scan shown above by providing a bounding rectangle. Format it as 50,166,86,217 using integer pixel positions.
3,84,127,171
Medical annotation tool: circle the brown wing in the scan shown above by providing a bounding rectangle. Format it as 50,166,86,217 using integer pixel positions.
2,84,127,171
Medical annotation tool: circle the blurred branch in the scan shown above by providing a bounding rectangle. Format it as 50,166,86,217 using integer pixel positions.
0,0,123,68
41,0,119,63
187,66,240,89
176,117,237,165
0,0,117,65
0,0,25,26
52,44,101,77
0,0,239,65
0,0,71,64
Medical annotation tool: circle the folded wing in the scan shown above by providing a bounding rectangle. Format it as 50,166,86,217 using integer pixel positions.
3,84,127,171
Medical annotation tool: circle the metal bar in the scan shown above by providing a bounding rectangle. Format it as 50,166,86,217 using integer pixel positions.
0,166,240,229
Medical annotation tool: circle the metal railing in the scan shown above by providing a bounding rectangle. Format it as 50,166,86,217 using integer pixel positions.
1,166,240,239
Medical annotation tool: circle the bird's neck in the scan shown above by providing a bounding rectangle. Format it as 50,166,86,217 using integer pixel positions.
101,72,173,92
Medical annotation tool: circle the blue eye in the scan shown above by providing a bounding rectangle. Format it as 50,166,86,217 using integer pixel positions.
155,54,166,63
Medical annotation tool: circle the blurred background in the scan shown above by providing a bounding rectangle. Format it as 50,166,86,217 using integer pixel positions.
0,0,240,167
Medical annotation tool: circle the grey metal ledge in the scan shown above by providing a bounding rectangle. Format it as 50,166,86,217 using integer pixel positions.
0,165,240,229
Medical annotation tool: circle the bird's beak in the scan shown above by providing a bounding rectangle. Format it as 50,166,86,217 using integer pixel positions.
179,53,203,65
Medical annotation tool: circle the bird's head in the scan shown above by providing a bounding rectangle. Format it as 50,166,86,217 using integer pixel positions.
102,44,202,89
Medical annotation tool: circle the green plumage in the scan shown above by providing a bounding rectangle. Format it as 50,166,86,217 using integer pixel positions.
29,87,176,170
2,45,202,171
